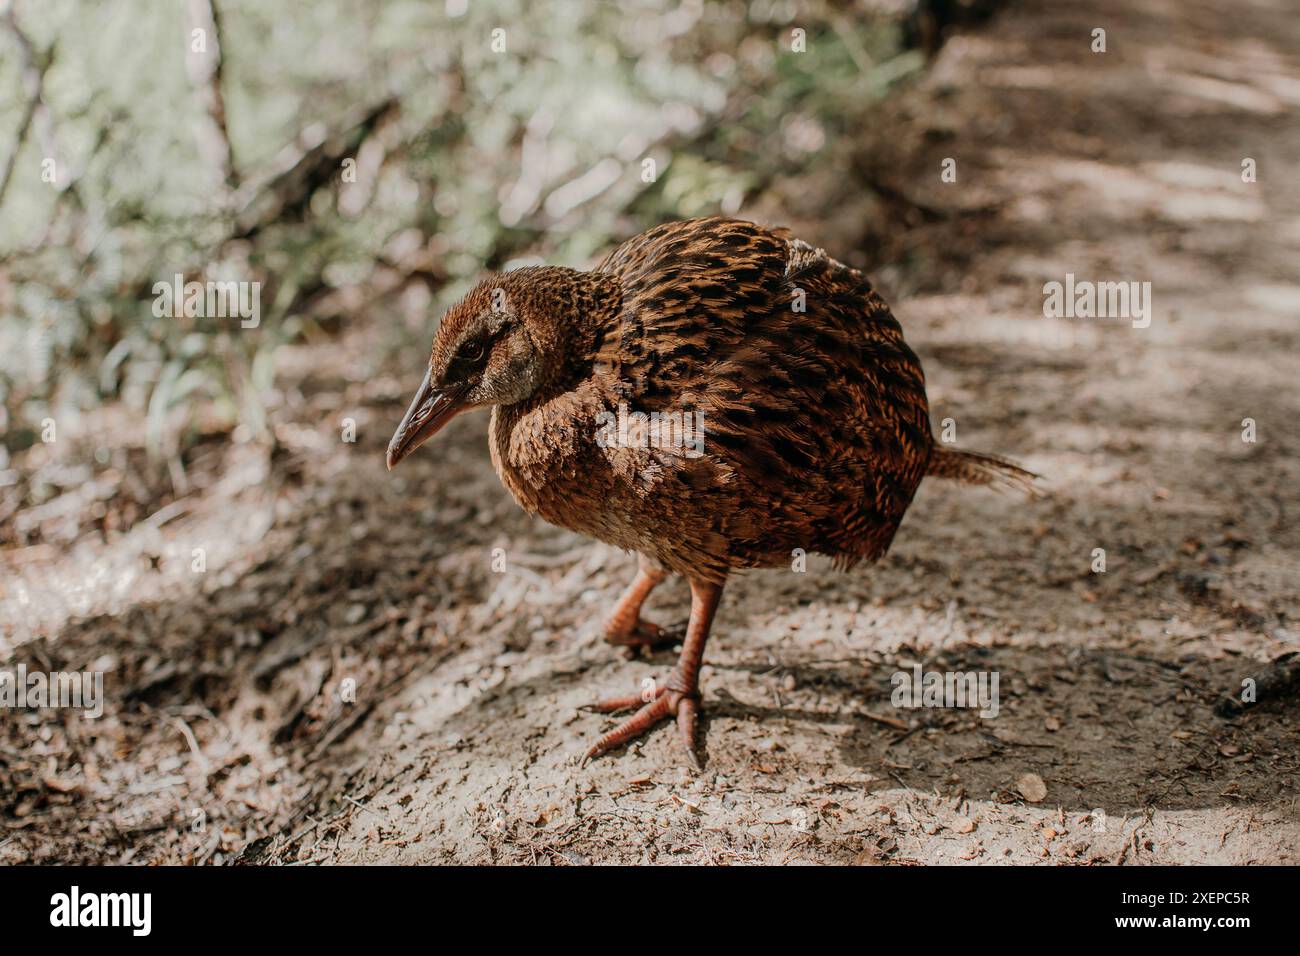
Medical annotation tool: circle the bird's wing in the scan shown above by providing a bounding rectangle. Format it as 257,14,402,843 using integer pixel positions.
591,218,815,478
592,218,928,489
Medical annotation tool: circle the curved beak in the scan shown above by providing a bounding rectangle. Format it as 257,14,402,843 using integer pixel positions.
386,368,468,470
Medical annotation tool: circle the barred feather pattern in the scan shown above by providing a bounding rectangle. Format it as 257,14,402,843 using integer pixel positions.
484,217,1025,583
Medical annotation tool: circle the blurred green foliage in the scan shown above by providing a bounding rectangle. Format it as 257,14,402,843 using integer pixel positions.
0,0,926,463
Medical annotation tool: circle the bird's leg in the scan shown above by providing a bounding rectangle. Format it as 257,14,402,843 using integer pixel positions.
585,577,724,769
601,555,680,649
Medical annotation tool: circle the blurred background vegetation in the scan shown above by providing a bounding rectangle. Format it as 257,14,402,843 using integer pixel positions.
0,0,991,546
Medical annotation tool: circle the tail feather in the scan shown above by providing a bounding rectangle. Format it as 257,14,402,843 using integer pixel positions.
926,447,1040,496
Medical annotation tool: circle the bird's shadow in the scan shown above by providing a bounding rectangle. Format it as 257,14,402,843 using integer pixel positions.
683,646,1299,814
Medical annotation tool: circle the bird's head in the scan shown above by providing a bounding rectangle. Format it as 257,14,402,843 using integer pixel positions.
386,266,616,470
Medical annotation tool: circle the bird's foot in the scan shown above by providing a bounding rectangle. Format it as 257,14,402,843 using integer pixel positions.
582,669,701,769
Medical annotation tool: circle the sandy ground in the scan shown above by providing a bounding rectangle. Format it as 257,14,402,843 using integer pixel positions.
2,0,1298,864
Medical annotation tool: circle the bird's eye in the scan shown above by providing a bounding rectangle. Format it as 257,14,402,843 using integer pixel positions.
457,341,485,362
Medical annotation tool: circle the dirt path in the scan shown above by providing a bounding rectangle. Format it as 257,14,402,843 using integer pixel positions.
4,0,1298,864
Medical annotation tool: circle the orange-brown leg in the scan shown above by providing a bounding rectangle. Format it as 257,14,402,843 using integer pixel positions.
585,576,724,769
602,555,679,649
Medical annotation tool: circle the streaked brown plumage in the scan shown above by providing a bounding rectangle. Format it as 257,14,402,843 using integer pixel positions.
387,217,1034,767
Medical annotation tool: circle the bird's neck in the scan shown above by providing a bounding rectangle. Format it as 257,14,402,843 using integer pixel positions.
523,267,623,402
487,267,621,466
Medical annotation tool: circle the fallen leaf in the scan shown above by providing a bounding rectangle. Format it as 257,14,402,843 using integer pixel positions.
852,846,884,866
1017,772,1047,803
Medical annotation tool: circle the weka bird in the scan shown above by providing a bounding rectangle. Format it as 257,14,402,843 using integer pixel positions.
387,217,1033,767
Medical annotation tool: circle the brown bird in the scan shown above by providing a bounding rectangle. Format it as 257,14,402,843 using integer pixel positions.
387,217,1033,767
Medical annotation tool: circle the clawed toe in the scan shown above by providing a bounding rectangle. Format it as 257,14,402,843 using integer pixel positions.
589,680,665,713
604,618,685,650
676,697,701,769
582,672,702,767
